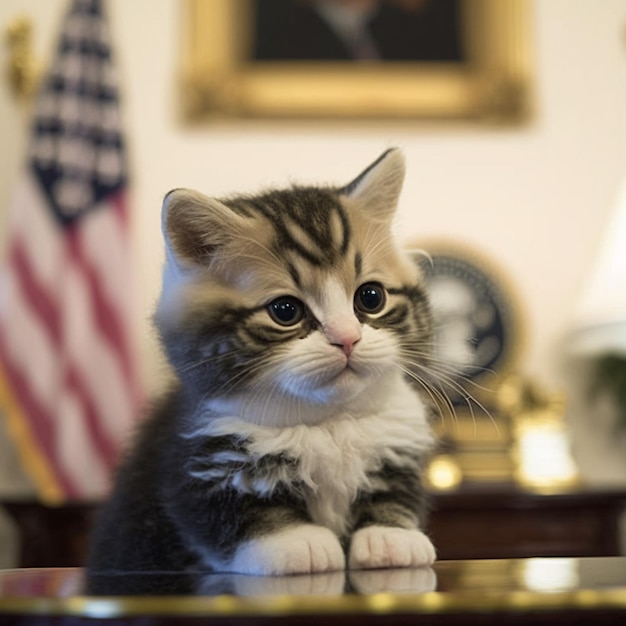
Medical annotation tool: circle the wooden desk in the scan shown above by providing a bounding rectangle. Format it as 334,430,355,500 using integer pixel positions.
429,484,626,559
3,485,625,568
1,558,626,624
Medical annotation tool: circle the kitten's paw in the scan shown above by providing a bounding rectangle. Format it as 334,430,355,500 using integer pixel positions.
349,526,436,570
229,524,345,575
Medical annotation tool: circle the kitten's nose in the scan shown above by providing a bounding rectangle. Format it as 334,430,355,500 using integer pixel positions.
336,337,360,357
326,319,361,357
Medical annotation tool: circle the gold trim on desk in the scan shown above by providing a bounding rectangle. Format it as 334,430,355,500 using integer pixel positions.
2,588,626,618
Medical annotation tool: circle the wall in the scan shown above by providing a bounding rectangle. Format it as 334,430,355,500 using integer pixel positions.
4,0,625,395
0,0,626,560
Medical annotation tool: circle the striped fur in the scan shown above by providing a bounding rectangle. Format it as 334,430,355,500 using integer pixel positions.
87,149,438,579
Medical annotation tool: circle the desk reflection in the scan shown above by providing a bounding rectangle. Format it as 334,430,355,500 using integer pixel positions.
86,567,437,597
2,558,626,600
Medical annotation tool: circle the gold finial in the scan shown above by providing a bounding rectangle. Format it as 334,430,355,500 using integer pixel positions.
5,15,40,101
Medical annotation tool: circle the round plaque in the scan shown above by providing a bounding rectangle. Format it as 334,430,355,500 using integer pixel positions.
410,243,524,407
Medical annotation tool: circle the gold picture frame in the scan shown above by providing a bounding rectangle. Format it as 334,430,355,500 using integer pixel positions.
181,0,532,122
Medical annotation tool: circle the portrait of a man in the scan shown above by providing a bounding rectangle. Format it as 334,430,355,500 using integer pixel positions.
252,0,464,63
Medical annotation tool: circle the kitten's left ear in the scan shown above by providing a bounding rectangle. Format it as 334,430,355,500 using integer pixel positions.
340,148,406,221
161,188,251,271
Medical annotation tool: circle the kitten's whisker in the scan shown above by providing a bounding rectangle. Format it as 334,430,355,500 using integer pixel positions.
362,226,395,261
254,377,283,426
399,348,497,395
204,358,269,400
398,349,499,437
406,247,433,270
177,351,236,375
394,363,457,426
226,234,285,267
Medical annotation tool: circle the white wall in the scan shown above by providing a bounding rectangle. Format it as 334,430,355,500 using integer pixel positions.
0,0,625,421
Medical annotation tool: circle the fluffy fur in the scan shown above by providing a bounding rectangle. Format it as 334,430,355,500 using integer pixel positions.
87,148,437,578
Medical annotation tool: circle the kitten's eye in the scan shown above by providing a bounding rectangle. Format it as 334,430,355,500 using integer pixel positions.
354,282,386,314
267,296,305,326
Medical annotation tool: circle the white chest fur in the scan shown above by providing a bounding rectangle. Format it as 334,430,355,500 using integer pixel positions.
201,378,434,536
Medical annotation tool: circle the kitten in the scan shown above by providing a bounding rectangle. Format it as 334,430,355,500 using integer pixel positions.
87,148,437,576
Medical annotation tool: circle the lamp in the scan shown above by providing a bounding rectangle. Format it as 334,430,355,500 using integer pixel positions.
568,180,626,357
564,179,626,485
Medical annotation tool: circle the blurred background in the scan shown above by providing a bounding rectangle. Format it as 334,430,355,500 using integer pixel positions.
0,0,626,569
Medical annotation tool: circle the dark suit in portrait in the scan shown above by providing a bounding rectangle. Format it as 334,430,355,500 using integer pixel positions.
252,0,464,63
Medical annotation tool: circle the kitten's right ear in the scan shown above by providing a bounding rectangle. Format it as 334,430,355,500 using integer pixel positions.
162,188,248,269
340,148,406,222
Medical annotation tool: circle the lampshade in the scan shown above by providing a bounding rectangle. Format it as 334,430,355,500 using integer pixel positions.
568,179,626,356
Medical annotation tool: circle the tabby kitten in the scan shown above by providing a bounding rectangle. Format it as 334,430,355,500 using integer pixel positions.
87,148,437,576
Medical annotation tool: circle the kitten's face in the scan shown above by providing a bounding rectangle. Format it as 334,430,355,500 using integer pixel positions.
219,218,421,407
156,150,432,424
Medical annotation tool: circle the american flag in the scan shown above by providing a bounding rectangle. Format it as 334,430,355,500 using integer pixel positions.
0,0,143,503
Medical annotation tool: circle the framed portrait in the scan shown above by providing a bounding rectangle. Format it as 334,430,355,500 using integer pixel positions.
181,0,532,122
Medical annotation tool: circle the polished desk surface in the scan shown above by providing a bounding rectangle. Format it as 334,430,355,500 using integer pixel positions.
0,558,626,624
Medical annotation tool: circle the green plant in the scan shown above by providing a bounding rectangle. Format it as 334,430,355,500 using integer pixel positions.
592,354,626,429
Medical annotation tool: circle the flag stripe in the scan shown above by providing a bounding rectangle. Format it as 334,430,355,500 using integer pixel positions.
2,241,112,494
111,189,130,228
9,176,64,293
10,240,62,346
0,360,64,503
8,214,127,468
65,363,118,470
55,388,110,495
80,191,143,404
0,255,62,411
0,331,79,497
67,226,138,390
63,259,137,443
